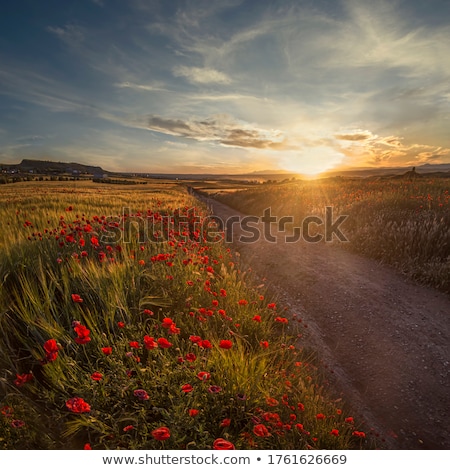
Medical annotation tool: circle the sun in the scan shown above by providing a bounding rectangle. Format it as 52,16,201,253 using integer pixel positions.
279,146,345,177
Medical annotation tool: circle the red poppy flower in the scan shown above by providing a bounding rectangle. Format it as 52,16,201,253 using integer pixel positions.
219,289,227,297
151,426,171,441
181,384,194,393
101,347,112,355
1,406,13,417
262,412,280,424
238,299,248,306
219,339,233,349
90,372,103,381
134,389,149,400
330,429,339,436
275,316,288,324
185,353,197,362
213,438,235,450
168,323,181,335
259,340,269,349
74,324,91,344
316,413,325,420
189,335,201,344
220,418,231,427
66,397,91,413
143,309,154,316
129,341,140,349
161,318,174,328
123,425,134,432
143,335,158,350
43,339,60,363
267,303,276,309
84,443,92,450
157,337,172,348
14,373,33,387
197,371,211,381
352,431,366,438
11,419,25,428
189,409,199,417
345,416,354,424
199,339,212,349
266,397,279,407
71,294,83,303
253,424,271,437
252,315,261,322
117,321,125,328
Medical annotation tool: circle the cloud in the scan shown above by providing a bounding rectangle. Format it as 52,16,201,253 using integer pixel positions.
334,130,374,141
114,81,167,92
143,113,285,149
46,24,85,45
16,135,46,144
336,129,450,167
172,66,232,84
219,128,284,149
0,65,91,114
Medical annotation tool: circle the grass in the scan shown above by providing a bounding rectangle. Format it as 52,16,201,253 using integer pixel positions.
212,177,450,293
0,181,373,450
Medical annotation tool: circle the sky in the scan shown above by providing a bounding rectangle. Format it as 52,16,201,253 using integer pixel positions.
1,0,450,175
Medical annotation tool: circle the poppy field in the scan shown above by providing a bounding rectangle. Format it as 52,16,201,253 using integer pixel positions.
214,177,450,293
0,181,371,450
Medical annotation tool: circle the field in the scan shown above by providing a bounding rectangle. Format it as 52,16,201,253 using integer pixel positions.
0,181,370,450
209,177,450,293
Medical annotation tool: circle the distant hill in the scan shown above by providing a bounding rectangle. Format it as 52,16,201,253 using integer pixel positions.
1,159,108,176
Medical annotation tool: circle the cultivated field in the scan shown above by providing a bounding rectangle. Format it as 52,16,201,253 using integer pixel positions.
0,181,370,450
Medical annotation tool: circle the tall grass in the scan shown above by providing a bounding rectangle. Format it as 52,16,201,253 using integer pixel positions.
0,181,372,449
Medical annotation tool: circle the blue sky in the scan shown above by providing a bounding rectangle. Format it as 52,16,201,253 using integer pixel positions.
1,0,450,174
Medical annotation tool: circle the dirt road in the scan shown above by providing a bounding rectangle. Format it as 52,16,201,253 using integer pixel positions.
197,193,450,450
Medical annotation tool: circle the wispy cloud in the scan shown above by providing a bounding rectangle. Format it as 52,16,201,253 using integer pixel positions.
114,81,168,92
46,24,85,45
172,66,232,85
0,66,88,113
336,129,450,167
140,113,285,149
334,130,374,141
149,114,285,149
